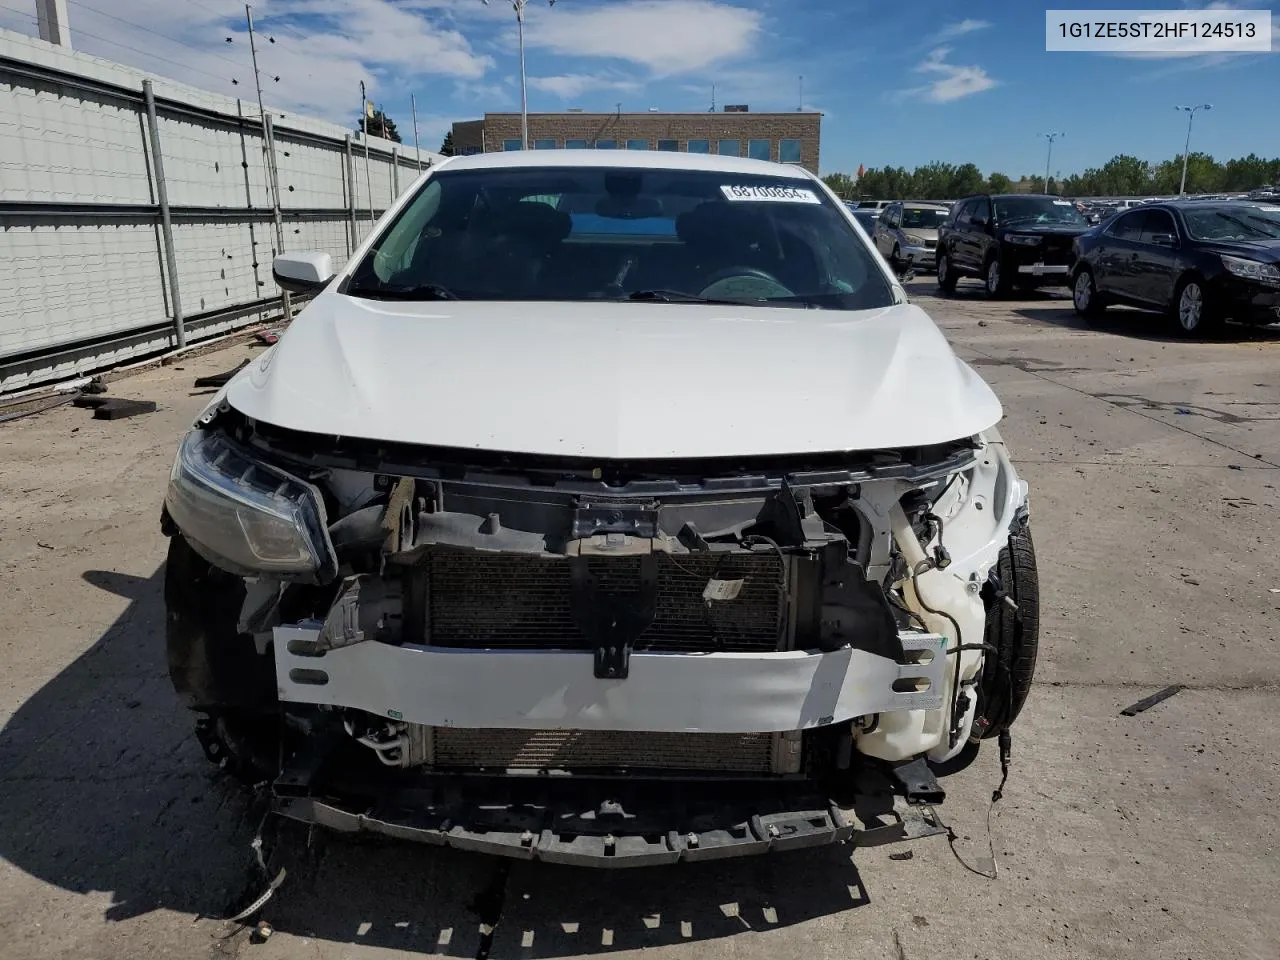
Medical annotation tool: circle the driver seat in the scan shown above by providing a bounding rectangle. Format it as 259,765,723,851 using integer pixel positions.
674,202,781,289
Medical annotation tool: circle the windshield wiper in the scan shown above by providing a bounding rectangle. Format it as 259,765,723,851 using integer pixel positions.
625,289,754,305
346,282,460,301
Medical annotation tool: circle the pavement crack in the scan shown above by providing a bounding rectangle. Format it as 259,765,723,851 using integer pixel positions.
959,342,1280,468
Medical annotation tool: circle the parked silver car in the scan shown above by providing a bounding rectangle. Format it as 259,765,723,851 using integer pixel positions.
875,201,950,269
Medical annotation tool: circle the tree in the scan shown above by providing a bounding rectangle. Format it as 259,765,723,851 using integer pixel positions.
986,172,1013,193
439,130,455,157
949,163,985,198
822,172,857,199
357,110,402,143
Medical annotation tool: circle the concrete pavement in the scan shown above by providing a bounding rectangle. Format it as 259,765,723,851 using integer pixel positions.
1,282,1277,960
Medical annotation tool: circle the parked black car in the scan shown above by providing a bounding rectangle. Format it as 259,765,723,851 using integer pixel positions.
936,194,1092,297
1070,202,1280,335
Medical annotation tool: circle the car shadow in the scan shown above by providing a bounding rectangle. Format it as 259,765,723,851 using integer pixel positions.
1010,306,1280,343
0,564,874,956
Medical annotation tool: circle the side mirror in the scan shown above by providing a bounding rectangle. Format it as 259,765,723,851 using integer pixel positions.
272,252,334,293
1149,233,1177,248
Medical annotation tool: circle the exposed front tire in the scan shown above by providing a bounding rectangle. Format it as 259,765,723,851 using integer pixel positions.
976,525,1039,736
165,534,281,784
1072,267,1106,320
936,250,959,293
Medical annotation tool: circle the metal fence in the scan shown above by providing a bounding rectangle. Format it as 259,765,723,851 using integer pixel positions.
0,30,438,393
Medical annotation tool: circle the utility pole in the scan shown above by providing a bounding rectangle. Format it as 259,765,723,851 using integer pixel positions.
481,0,555,149
36,0,71,48
246,5,290,318
360,80,373,225
1040,131,1064,194
797,75,803,112
411,93,422,170
1176,104,1211,196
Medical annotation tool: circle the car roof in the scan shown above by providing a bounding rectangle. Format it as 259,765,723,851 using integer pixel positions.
900,201,949,209
433,149,813,180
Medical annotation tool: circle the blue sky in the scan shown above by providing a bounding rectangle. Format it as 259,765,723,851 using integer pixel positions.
0,0,1276,176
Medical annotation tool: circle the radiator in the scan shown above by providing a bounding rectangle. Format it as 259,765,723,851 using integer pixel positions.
431,728,777,774
422,547,786,653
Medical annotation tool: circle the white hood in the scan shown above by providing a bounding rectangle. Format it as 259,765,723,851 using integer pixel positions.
226,294,1002,459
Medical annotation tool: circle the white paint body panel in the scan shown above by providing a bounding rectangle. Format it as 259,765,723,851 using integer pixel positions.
227,295,1002,458
275,627,947,734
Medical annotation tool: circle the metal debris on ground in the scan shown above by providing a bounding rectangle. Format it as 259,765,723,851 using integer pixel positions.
1120,684,1185,717
194,358,250,388
72,395,158,420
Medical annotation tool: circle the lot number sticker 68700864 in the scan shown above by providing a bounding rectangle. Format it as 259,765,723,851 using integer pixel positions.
721,184,821,203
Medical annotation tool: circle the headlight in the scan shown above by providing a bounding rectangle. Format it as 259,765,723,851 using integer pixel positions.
1221,255,1280,284
904,234,925,245
165,429,337,582
1006,235,1041,246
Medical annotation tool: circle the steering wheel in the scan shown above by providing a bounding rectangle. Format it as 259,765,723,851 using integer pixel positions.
698,266,794,301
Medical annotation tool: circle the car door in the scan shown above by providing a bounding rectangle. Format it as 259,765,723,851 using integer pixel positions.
875,204,900,256
960,197,993,271
1093,210,1145,302
1132,208,1180,306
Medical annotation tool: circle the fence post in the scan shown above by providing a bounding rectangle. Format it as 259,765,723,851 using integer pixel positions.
392,147,400,197
141,80,185,349
262,113,292,322
344,134,357,251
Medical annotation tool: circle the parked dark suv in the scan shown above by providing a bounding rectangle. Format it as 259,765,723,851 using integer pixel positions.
937,194,1091,297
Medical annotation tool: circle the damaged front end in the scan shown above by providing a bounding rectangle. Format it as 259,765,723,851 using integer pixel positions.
162,404,1036,866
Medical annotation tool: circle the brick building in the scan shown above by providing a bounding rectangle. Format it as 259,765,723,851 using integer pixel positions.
450,109,822,174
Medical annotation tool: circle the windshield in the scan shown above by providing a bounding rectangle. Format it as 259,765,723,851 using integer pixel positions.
1182,205,1280,241
993,196,1087,226
900,207,948,229
345,166,895,310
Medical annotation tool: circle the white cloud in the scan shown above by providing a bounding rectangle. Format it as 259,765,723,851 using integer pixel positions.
0,0,493,123
527,74,642,100
929,19,991,43
521,0,762,77
905,46,998,102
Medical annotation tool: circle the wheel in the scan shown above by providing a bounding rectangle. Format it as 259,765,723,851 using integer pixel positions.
1072,267,1106,319
975,525,1039,736
983,257,1011,298
890,244,902,271
165,534,282,784
1172,276,1218,336
935,250,958,293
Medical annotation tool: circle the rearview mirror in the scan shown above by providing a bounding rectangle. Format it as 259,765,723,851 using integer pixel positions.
273,252,334,293
1149,233,1177,248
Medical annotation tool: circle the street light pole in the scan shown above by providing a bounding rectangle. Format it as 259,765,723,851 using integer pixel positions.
1176,104,1211,196
482,0,555,150
1040,131,1063,194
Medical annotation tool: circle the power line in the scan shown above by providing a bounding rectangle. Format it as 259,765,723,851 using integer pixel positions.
68,0,242,68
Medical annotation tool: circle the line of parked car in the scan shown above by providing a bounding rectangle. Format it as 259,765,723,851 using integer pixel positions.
845,193,1280,336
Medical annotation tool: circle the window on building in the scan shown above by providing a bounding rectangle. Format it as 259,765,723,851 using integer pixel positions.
565,138,588,149
533,138,557,149
779,139,801,163
748,139,771,161
626,138,650,150
717,139,741,157
656,139,678,151
502,138,523,151
596,139,617,149
687,139,710,153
